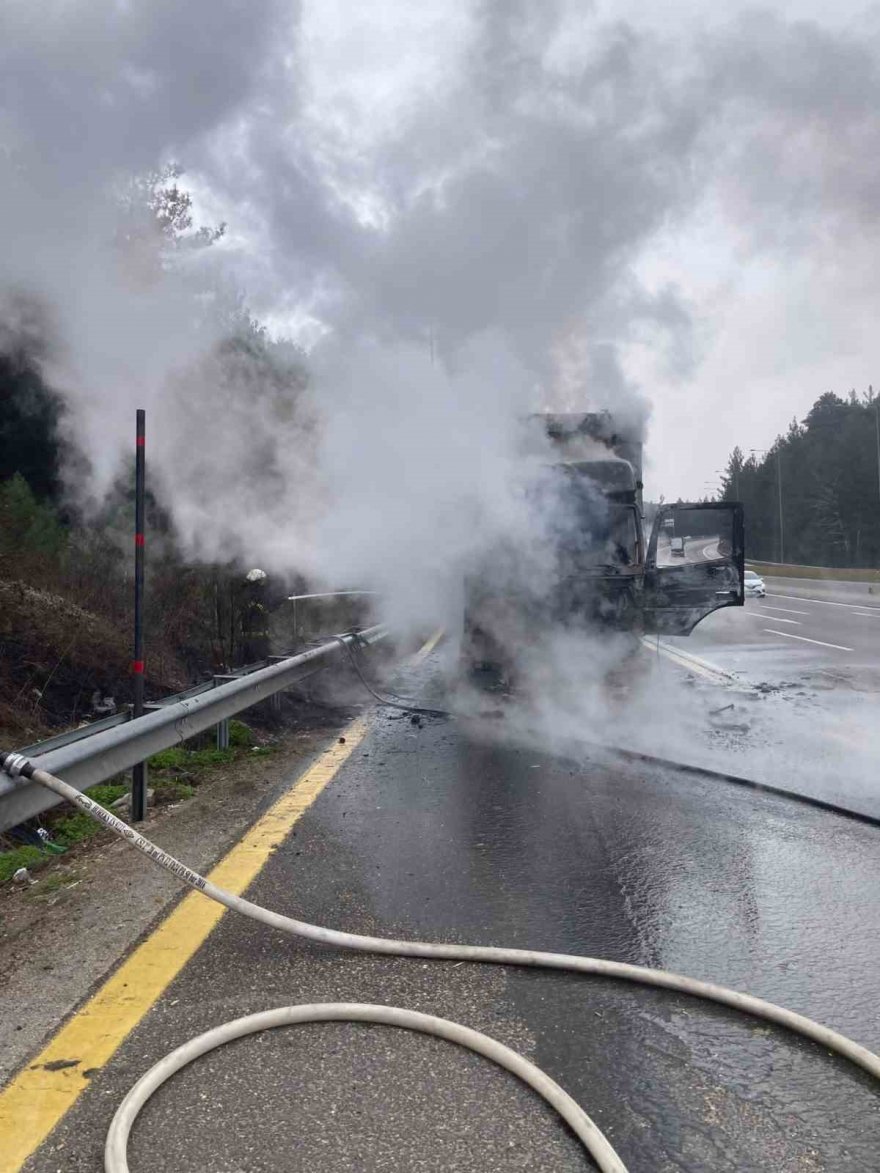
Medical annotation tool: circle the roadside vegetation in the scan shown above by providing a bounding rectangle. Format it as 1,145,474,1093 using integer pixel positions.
720,389,880,569
746,560,880,584
0,167,309,744
0,721,270,886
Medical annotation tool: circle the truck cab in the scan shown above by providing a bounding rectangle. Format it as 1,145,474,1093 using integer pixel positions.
643,501,744,635
531,413,745,635
461,413,744,676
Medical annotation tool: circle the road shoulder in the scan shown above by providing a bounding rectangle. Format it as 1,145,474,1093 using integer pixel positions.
0,713,355,1089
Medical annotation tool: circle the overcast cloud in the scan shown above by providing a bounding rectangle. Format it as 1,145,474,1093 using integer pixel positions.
3,0,880,546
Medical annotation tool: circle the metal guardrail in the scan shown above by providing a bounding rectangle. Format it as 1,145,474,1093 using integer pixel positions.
17,679,222,758
277,591,376,652
0,626,388,833
287,591,377,602
19,710,130,758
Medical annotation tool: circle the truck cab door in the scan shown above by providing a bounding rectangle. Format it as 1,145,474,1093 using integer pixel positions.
643,503,744,635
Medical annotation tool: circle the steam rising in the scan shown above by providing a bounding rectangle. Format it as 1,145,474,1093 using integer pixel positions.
4,1,880,633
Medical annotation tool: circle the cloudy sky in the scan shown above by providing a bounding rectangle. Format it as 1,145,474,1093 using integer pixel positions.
3,0,880,525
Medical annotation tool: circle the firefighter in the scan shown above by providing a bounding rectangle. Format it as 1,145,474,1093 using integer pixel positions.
241,568,270,664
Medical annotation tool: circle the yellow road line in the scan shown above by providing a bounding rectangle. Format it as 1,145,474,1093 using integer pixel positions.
412,627,445,663
640,636,733,685
0,717,370,1172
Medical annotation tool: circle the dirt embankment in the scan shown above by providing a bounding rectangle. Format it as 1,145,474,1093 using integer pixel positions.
0,579,187,745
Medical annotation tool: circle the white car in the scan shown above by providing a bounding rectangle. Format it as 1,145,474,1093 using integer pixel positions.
744,569,766,598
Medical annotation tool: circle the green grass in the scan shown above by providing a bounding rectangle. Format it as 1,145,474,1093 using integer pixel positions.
228,719,256,747
84,782,128,807
148,746,236,770
3,739,273,883
49,780,133,848
53,811,103,847
0,844,46,884
32,872,76,896
1,781,131,878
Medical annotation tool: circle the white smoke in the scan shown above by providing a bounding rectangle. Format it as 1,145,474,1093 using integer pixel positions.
4,1,880,636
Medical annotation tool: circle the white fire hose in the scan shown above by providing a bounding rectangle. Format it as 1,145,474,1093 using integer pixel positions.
2,751,878,1173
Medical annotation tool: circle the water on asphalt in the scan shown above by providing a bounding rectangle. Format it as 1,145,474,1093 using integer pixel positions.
24,660,880,1173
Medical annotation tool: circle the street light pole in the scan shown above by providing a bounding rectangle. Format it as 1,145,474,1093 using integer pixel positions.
751,447,784,564
783,448,788,563
714,468,739,498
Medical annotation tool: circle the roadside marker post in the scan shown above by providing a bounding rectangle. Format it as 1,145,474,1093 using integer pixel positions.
131,408,147,821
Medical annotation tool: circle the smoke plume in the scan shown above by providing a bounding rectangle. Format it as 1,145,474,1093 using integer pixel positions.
4,1,880,633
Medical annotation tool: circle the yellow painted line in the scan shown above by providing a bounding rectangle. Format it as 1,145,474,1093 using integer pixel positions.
640,636,733,685
412,627,445,663
0,717,370,1172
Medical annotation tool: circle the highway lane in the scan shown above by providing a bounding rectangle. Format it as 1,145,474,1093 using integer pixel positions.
653,574,880,819
666,575,880,686
17,664,880,1173
655,534,720,565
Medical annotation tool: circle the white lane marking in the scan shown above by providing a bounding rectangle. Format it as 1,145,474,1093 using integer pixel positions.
762,628,853,652
851,610,880,618
766,591,880,613
751,613,800,625
759,604,810,616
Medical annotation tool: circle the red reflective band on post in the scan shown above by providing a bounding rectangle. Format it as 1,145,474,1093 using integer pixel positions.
136,435,145,447
132,660,145,674
135,533,145,547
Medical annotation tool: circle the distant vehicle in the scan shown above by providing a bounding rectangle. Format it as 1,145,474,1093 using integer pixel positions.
670,536,686,557
744,569,766,598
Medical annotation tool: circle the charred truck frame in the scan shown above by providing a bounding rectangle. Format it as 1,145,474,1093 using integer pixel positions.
462,412,744,673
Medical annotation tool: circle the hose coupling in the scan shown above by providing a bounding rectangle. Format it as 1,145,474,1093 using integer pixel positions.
0,752,35,779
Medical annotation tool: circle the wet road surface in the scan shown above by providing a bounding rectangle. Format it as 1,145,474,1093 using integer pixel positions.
21,648,880,1173
673,576,880,685
650,574,880,820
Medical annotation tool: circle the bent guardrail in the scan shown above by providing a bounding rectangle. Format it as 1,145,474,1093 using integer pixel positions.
0,626,388,833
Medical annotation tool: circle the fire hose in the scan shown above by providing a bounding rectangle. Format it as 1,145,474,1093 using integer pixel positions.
2,750,877,1172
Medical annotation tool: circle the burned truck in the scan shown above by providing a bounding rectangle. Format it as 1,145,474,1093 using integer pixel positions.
461,412,744,673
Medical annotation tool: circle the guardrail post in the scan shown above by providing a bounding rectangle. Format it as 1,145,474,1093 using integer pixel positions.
216,719,230,750
213,675,238,749
266,656,287,715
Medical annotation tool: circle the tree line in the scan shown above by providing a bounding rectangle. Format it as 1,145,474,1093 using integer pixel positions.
719,389,880,568
0,166,309,735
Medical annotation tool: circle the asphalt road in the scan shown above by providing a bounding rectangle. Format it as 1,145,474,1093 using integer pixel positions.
650,574,880,820
654,535,721,566
678,575,880,681
20,651,880,1173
